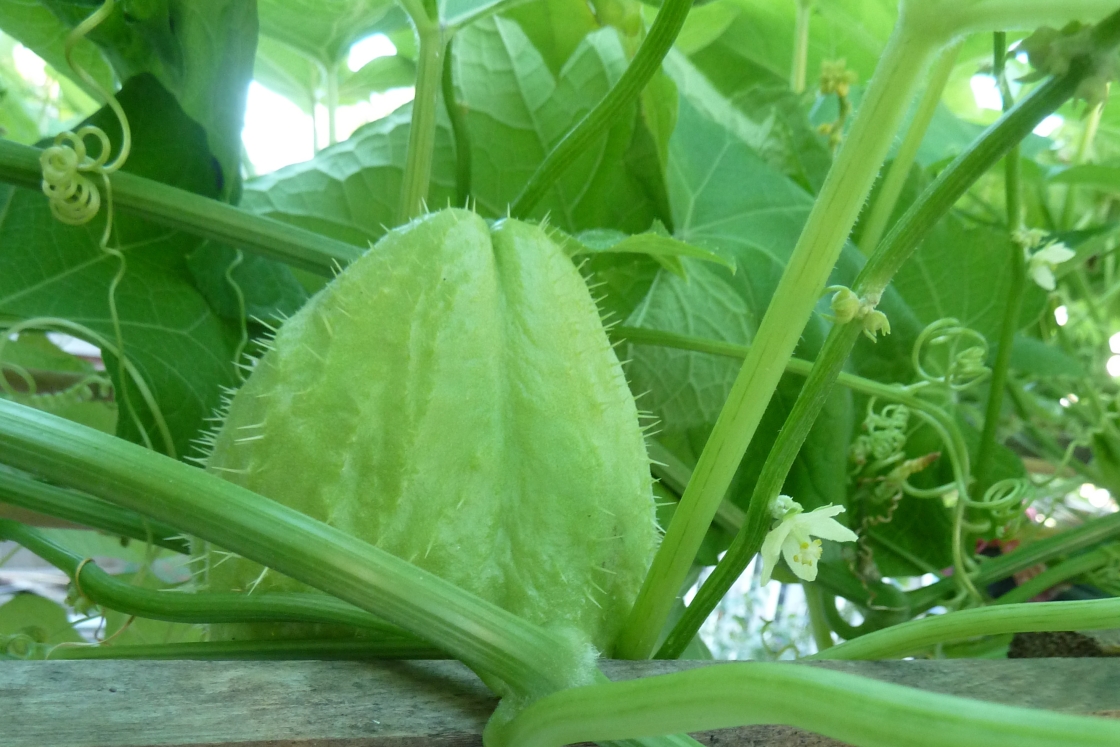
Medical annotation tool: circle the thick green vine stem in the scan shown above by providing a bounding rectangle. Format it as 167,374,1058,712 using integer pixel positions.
856,9,1120,301
0,467,189,553
509,0,694,216
488,662,1120,747
442,36,473,205
0,140,361,276
993,546,1114,605
858,39,963,255
396,4,446,224
812,596,1120,660
974,32,1026,499
790,0,813,93
0,399,580,699
0,520,435,646
30,639,442,661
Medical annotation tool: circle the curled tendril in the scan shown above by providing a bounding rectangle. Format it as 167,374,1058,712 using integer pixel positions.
40,0,130,233
963,478,1034,537
39,127,114,226
910,318,990,392
3,633,39,659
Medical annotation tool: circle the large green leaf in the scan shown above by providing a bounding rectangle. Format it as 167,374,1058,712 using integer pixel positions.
502,0,600,75
258,0,396,66
455,17,669,233
240,104,458,247
0,0,114,96
0,592,83,646
253,14,414,116
0,75,241,459
337,54,416,103
0,332,117,434
252,34,322,114
1048,163,1120,192
683,0,898,96
39,0,257,198
891,216,1048,344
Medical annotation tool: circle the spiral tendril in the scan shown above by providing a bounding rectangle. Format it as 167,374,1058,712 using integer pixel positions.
964,478,1034,537
910,318,990,392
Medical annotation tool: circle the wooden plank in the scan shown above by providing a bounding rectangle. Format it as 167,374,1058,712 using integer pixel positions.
2,658,1119,747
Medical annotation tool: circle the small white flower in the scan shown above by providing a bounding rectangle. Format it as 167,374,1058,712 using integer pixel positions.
760,496,858,584
1026,242,1075,291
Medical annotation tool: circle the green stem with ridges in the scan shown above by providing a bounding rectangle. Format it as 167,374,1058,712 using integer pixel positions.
490,660,1120,747
396,6,446,224
0,399,576,698
509,0,694,216
993,546,1114,605
974,31,1026,499
656,322,865,658
812,596,1120,660
0,140,362,275
32,639,444,661
804,582,836,650
0,467,189,553
616,17,942,660
442,36,472,206
0,519,433,642
791,0,812,94
859,39,963,255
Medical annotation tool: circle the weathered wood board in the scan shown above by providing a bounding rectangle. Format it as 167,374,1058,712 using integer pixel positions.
2,658,1119,747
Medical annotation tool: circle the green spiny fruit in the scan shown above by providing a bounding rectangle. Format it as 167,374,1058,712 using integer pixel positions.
202,208,658,654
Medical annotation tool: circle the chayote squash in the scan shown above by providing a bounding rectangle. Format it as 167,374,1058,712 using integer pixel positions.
202,208,658,654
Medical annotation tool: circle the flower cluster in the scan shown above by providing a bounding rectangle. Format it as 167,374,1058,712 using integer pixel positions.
827,286,890,341
1013,228,1075,292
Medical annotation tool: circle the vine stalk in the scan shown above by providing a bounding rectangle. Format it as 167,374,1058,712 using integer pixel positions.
396,4,446,224
617,9,943,661
791,0,813,94
492,661,1120,747
510,0,694,216
974,31,1026,499
859,39,963,255
0,399,576,699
